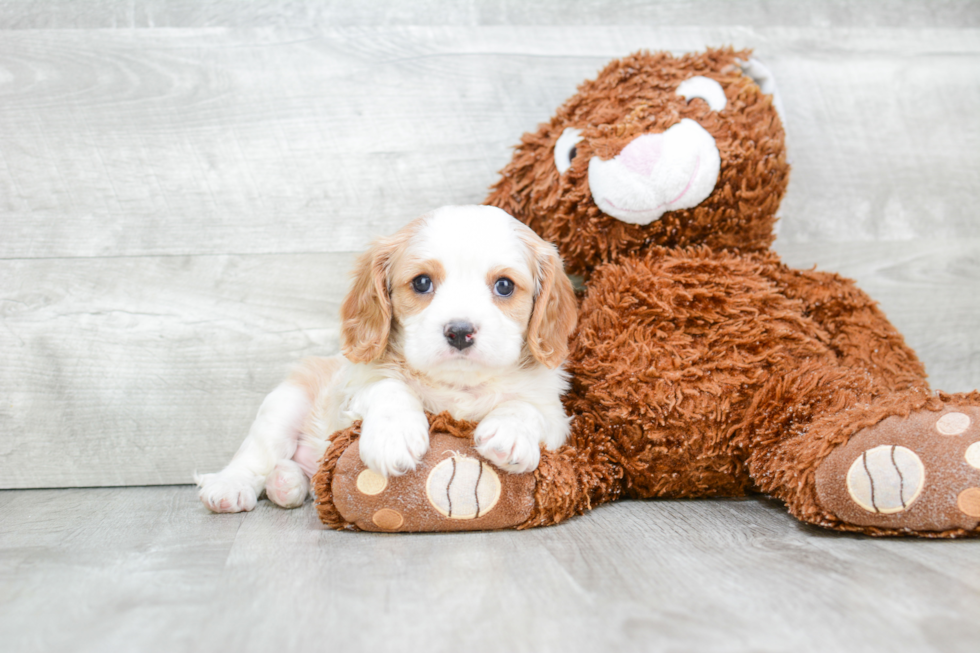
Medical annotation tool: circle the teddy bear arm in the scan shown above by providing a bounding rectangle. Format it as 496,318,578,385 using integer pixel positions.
517,414,631,528
313,413,614,531
767,266,928,393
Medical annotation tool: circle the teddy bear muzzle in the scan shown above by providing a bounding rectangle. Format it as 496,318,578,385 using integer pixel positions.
587,118,721,225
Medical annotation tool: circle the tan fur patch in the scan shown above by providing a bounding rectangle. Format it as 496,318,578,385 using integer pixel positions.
340,216,428,362
516,230,578,369
287,356,345,401
390,258,446,323
486,265,534,325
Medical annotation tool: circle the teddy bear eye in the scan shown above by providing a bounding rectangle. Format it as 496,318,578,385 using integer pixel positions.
554,127,583,174
676,76,727,112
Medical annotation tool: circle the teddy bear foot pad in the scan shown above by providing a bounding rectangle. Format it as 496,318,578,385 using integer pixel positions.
815,405,980,532
325,433,536,532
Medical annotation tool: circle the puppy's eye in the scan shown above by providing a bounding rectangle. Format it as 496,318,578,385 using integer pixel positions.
554,127,583,174
493,278,515,298
412,275,433,294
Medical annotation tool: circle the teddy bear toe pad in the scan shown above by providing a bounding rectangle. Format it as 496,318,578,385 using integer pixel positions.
816,406,980,531
844,445,925,514
328,433,534,532
425,456,502,519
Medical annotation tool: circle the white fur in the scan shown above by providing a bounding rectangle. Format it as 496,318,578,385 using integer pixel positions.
197,205,572,513
195,383,311,513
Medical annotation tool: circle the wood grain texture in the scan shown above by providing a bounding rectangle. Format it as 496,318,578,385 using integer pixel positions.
1,487,978,653
1,19,978,489
0,252,353,488
1,0,978,29
1,28,979,258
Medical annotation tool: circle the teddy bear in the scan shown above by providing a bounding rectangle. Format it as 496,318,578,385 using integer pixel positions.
314,48,980,537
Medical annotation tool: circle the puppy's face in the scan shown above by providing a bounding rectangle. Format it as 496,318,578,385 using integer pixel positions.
341,205,577,374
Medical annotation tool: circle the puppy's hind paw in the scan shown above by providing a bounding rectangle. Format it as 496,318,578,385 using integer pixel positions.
196,470,262,513
265,459,310,509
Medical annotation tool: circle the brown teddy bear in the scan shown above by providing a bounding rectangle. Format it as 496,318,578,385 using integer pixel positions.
315,48,980,537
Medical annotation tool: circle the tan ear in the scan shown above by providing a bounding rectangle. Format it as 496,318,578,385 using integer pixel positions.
527,242,578,369
340,242,393,364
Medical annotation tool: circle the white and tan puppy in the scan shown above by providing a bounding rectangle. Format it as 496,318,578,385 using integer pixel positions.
197,205,578,513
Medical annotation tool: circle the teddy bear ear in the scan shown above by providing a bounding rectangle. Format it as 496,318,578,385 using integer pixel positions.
737,57,786,125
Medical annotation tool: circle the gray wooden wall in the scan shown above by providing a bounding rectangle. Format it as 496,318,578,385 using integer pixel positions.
2,1,979,489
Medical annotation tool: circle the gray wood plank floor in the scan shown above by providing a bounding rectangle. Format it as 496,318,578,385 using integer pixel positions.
1,486,977,653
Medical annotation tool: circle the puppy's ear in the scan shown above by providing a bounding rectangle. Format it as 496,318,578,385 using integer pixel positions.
341,241,393,364
527,241,578,369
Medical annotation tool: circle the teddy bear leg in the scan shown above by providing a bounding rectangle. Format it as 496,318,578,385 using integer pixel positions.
741,365,980,536
812,391,980,536
312,416,621,532
766,266,929,394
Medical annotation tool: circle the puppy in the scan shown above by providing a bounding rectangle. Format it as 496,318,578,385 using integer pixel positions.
197,205,578,513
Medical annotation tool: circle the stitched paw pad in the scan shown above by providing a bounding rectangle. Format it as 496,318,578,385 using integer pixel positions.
323,432,535,532
816,405,980,532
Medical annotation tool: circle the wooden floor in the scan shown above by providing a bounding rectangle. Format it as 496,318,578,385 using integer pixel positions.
2,486,978,653
3,2,980,651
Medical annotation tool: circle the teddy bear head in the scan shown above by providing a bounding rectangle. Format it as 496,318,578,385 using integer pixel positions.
485,48,789,278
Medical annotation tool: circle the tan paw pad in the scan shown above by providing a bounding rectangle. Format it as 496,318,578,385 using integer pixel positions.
356,469,388,495
958,488,980,518
372,508,404,530
846,445,924,514
965,442,980,470
426,455,501,519
936,412,971,436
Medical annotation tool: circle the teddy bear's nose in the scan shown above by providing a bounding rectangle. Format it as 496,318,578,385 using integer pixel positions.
618,133,664,177
587,118,721,225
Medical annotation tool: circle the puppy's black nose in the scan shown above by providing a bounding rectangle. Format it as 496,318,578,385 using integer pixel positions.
444,321,476,351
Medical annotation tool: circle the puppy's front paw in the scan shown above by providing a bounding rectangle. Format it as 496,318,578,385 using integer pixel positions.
475,416,541,473
359,411,430,477
196,470,262,513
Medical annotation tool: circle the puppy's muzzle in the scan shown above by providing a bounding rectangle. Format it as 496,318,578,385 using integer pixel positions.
444,321,477,351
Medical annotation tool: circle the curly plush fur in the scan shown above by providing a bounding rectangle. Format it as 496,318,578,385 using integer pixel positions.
487,49,789,278
484,49,980,537
316,48,980,536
